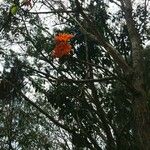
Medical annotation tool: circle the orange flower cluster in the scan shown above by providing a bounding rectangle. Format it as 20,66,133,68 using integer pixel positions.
55,33,74,43
51,33,74,58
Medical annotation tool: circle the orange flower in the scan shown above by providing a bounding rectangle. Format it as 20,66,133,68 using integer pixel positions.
51,33,74,58
55,33,74,43
51,42,72,58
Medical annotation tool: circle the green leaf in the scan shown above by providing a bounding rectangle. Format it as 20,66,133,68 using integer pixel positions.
10,4,19,15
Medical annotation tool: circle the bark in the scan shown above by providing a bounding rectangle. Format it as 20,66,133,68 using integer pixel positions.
133,93,150,149
121,0,150,149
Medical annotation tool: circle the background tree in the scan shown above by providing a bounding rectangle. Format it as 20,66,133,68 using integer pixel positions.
0,0,150,149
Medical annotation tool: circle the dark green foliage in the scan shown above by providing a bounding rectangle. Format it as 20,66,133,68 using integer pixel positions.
0,0,149,149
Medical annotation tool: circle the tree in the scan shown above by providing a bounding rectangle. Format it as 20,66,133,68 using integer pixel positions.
0,0,150,149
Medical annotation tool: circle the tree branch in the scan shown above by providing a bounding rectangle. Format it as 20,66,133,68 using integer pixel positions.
19,91,73,133
73,0,131,73
28,10,75,14
49,76,115,84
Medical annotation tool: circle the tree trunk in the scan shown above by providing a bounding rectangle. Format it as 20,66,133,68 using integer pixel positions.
133,93,150,150
120,0,150,149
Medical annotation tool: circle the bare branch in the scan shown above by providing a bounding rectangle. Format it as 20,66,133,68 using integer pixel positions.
109,0,121,7
49,76,115,83
28,10,75,14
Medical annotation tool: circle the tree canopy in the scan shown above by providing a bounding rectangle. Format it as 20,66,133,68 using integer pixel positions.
0,0,150,149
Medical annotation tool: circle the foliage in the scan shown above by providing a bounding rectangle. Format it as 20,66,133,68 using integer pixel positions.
0,0,150,149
